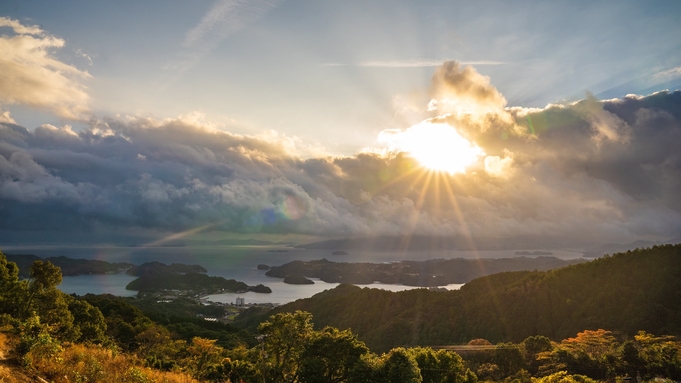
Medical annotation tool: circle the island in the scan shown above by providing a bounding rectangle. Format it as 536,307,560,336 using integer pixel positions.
257,264,270,270
124,262,272,295
126,272,249,293
283,275,315,285
266,257,584,287
331,250,349,255
126,261,207,276
248,284,272,293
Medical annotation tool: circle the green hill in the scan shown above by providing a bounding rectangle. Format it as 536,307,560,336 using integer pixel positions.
237,245,681,351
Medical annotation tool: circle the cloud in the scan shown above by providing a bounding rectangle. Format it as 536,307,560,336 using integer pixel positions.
654,66,681,81
164,0,283,78
0,62,680,244
0,17,90,119
0,17,43,35
430,60,507,113
183,0,282,49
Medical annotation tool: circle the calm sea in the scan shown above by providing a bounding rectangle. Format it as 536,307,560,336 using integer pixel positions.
1,245,582,304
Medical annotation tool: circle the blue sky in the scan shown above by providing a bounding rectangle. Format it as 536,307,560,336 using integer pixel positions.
1,1,681,245
2,0,680,153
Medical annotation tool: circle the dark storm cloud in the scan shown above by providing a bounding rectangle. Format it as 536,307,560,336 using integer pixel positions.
1,89,680,243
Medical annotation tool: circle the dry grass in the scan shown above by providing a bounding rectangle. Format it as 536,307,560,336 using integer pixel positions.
31,343,201,383
0,332,203,383
0,333,33,383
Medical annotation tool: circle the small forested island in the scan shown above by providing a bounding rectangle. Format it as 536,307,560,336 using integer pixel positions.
126,261,207,276
514,250,554,255
125,261,271,295
283,274,315,284
256,264,270,270
248,284,272,293
265,256,583,286
126,272,250,293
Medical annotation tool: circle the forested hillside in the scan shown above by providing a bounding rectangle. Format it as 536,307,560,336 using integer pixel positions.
1,246,681,382
238,245,681,351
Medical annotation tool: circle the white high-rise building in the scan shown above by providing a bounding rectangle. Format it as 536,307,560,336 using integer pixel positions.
236,297,245,306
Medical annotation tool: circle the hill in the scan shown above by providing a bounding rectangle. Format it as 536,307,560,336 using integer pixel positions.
237,245,681,351
265,256,583,286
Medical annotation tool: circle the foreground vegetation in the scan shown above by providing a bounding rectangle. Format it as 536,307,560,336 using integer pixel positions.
0,245,680,382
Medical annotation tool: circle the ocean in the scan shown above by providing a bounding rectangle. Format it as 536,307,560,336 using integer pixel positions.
1,245,582,304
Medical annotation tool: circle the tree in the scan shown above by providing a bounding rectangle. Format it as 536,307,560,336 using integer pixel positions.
259,310,314,383
135,325,186,371
538,330,618,380
522,335,552,373
492,343,526,378
187,337,225,381
298,326,369,383
408,347,466,383
379,348,422,383
0,251,25,319
18,260,78,341
68,298,108,344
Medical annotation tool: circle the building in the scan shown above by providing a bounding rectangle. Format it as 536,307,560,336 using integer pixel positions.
236,297,245,306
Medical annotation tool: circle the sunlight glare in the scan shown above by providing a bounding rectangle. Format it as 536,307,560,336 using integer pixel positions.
379,121,484,174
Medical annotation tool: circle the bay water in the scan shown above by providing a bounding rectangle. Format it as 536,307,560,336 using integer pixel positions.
1,245,582,304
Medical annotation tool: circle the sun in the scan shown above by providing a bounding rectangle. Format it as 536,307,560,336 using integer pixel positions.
379,121,484,174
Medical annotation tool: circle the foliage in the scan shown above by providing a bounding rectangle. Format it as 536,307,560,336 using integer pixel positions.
531,371,597,383
408,347,467,383
3,249,681,383
259,310,315,382
297,326,369,383
239,245,681,351
22,341,200,383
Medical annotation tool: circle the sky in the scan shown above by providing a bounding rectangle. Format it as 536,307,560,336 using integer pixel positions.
0,1,680,247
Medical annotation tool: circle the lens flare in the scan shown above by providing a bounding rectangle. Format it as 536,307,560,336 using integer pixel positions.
378,121,484,174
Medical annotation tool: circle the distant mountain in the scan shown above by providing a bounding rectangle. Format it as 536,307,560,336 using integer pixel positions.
265,257,583,286
296,235,567,251
582,236,681,257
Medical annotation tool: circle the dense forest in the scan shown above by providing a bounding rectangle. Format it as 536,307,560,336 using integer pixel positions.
0,245,680,382
239,245,681,351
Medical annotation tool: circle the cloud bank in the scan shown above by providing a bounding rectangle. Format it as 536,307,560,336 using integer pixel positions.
0,51,679,245
0,17,90,119
1,92,680,243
